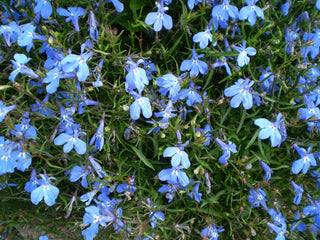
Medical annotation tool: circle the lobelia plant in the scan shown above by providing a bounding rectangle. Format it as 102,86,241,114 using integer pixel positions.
1,0,320,239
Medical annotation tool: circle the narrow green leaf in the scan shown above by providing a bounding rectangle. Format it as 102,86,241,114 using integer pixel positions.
131,146,155,170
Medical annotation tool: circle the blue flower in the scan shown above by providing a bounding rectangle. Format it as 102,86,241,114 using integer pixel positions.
268,208,287,229
215,138,237,165
316,0,320,10
281,1,291,16
180,49,208,77
11,112,37,140
178,81,203,106
248,188,268,210
211,0,239,22
56,7,85,32
232,41,256,67
193,25,213,49
150,209,165,229
88,155,107,178
54,129,87,155
0,140,17,175
145,0,173,32
158,183,182,202
291,211,306,232
254,113,286,147
291,144,317,174
129,91,152,120
24,169,39,193
158,166,190,186
301,31,320,59
201,223,225,240
239,0,264,26
259,66,278,93
195,123,213,146
82,205,110,240
39,236,49,240
16,143,32,172
188,182,202,202
69,165,89,188
266,222,286,240
89,119,105,152
9,53,39,83
224,78,254,109
17,23,47,52
43,67,75,93
260,161,273,182
88,10,99,42
60,44,93,82
0,21,19,47
116,175,137,197
298,95,320,120
125,58,149,93
284,27,299,55
187,0,203,10
31,174,59,206
156,73,186,100
163,140,190,169
0,101,16,122
107,0,124,12
154,100,177,122
291,181,304,205
210,9,228,31
34,0,52,19
211,56,232,76
303,196,320,226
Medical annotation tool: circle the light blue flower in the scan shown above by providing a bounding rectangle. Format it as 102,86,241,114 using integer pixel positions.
224,78,254,110
145,0,172,32
254,113,286,147
0,21,19,47
158,166,190,186
69,165,89,188
215,138,237,165
248,188,268,210
193,25,213,49
9,53,39,83
56,7,85,32
129,91,152,120
291,181,304,205
201,223,224,240
156,73,186,100
24,169,39,193
60,43,93,82
180,49,208,77
260,161,273,182
232,41,256,67
187,0,203,10
125,58,149,93
34,0,52,19
211,0,239,22
31,174,59,206
54,129,87,155
291,144,317,175
88,10,99,42
107,0,124,12
0,101,16,122
89,119,105,152
239,0,264,26
163,140,190,169
11,112,37,140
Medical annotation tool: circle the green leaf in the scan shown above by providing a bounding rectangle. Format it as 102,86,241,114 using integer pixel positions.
131,145,155,170
0,85,11,90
